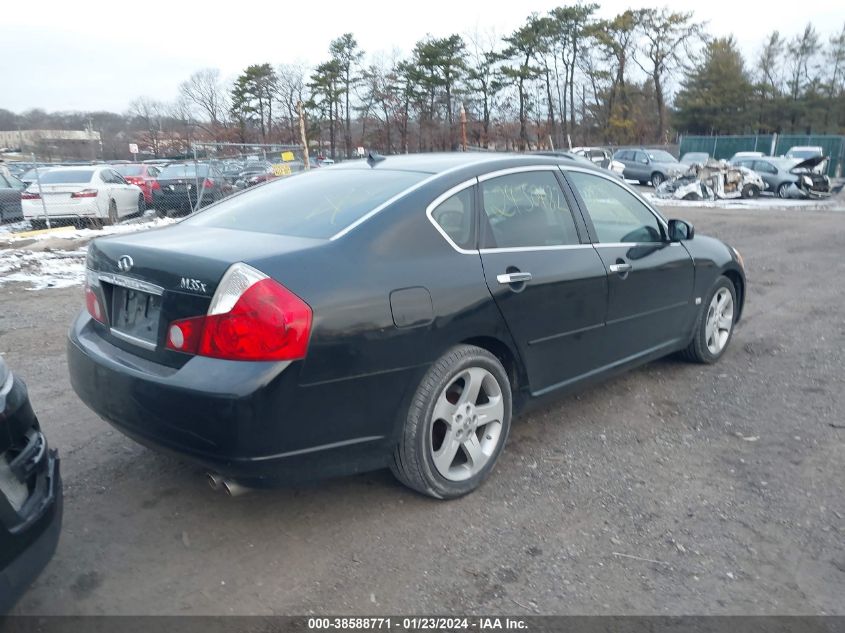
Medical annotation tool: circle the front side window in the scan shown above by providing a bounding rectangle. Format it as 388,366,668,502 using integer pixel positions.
568,171,664,244
753,161,777,174
480,171,579,248
431,187,474,249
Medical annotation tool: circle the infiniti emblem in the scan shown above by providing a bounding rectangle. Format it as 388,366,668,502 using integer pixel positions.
117,255,134,272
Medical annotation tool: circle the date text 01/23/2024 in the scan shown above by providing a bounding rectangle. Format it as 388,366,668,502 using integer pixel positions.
307,617,528,630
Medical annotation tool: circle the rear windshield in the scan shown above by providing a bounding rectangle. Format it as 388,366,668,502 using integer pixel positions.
114,165,144,176
38,169,94,184
787,149,822,159
184,168,426,239
646,150,677,163
159,164,209,179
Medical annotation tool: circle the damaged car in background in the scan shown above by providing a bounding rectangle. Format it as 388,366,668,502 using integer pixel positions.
731,155,832,199
655,160,766,201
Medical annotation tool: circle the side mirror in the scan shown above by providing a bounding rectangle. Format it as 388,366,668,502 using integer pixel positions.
668,219,694,242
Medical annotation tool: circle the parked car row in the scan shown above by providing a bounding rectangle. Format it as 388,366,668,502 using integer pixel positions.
610,145,832,200
7,158,274,228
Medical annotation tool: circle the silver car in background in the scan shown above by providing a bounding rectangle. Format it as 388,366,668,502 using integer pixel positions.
612,148,686,187
730,155,831,199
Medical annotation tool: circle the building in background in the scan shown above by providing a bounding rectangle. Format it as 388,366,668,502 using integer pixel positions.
0,129,102,162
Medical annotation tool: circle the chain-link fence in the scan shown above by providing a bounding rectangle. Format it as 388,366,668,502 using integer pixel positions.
0,142,322,233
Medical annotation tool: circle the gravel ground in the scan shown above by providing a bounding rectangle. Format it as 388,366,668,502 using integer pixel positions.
1,204,843,615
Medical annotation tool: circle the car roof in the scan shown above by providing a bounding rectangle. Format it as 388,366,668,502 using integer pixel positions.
329,152,566,174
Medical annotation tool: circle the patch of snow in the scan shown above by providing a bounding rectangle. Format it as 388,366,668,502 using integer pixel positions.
0,214,179,290
0,220,30,234
0,247,87,290
645,192,841,211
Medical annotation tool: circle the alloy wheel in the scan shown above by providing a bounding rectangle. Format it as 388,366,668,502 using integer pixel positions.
705,288,734,355
430,367,504,482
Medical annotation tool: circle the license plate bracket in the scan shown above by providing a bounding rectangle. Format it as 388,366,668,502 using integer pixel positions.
111,286,162,348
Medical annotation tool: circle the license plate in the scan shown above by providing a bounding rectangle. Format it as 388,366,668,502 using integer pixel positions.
111,287,162,345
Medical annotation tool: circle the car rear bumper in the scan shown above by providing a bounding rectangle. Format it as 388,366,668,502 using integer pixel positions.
0,373,63,615
22,199,100,219
67,312,410,486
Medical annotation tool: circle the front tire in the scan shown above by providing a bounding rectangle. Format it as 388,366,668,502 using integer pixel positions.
777,182,790,198
105,199,118,226
138,194,146,214
651,172,665,188
680,276,737,364
391,345,512,499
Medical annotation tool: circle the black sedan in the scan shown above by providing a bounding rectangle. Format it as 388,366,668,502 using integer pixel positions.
152,162,226,216
0,356,62,613
67,153,745,499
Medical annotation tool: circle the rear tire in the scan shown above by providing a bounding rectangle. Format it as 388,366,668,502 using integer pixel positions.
680,276,737,364
391,345,512,499
777,182,790,198
29,219,46,231
138,194,146,214
741,184,760,199
651,172,665,188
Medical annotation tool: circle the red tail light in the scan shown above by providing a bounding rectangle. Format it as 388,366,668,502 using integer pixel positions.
71,189,98,198
125,177,144,186
166,263,312,361
85,283,106,324
202,178,214,189
151,180,161,190
21,192,40,200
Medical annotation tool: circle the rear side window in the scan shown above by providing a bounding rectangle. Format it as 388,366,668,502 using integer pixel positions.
480,171,579,248
431,187,474,249
184,169,426,239
568,171,663,244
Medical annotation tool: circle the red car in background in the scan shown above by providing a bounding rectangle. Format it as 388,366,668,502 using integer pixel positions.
113,164,161,206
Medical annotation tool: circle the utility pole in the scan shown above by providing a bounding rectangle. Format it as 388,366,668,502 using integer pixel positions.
298,101,310,169
31,153,50,229
459,104,468,152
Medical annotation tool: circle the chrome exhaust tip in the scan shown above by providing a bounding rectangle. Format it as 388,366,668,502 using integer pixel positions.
207,472,224,491
222,480,250,497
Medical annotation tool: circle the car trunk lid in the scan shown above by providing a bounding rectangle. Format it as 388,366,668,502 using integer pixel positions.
86,224,324,364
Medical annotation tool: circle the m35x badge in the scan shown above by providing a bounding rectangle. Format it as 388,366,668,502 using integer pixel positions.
180,277,208,294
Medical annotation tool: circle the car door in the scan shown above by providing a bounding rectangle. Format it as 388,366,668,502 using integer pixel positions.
752,160,779,191
631,151,652,182
564,168,695,361
615,150,634,179
476,166,610,395
0,174,23,221
110,170,137,214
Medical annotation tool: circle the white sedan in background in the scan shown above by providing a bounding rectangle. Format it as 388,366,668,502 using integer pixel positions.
22,165,144,228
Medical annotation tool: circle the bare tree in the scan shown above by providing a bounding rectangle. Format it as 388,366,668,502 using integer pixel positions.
179,69,228,128
128,97,165,157
634,8,703,142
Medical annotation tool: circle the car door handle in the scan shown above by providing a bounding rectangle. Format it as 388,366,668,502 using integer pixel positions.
609,263,633,274
497,272,533,284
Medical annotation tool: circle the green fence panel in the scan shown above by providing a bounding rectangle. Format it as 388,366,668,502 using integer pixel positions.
679,135,774,161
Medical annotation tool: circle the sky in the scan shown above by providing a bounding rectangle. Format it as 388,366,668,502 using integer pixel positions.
2,0,844,114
